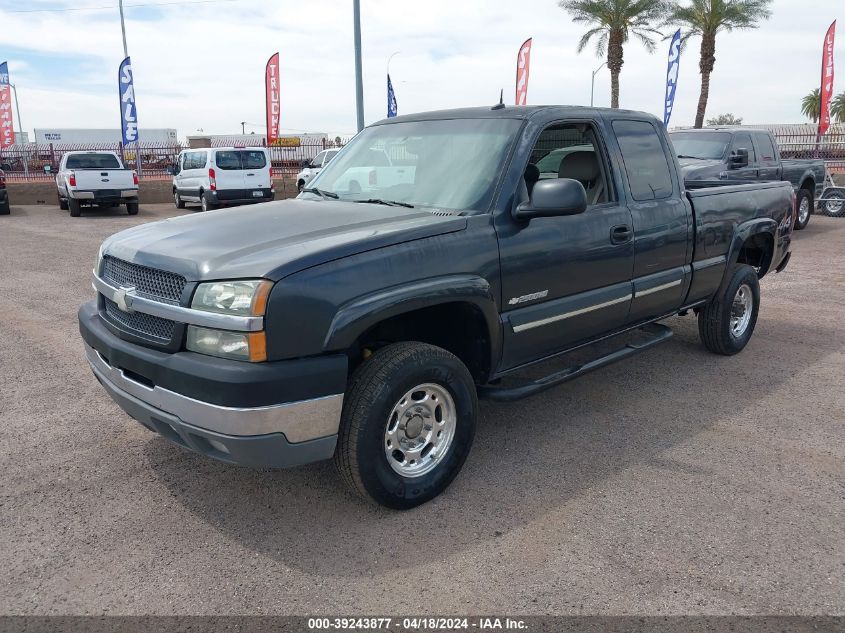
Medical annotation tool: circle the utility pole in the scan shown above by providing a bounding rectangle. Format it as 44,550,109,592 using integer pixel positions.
353,0,364,132
241,121,246,134
590,61,606,107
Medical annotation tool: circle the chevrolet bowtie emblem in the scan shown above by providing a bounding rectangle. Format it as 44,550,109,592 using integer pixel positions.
114,286,137,313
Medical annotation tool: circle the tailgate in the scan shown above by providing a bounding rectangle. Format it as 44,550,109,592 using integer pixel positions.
72,170,136,190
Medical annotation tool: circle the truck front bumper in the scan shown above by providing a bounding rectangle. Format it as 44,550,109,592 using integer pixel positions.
79,301,345,468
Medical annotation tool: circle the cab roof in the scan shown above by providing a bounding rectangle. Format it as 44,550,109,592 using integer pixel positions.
373,105,656,126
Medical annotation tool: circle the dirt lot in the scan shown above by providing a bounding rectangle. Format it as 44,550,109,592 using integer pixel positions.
0,203,842,615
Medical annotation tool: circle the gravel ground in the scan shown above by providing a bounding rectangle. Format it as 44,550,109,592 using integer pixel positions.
0,203,843,616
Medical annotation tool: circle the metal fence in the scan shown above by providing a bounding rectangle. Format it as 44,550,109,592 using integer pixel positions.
0,138,351,182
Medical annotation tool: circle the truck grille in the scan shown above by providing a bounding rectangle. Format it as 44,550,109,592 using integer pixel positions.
102,256,187,305
104,297,176,341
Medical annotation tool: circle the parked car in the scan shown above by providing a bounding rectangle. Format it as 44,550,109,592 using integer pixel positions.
0,168,9,215
296,148,339,192
669,127,826,230
56,151,139,217
171,147,274,212
80,105,794,509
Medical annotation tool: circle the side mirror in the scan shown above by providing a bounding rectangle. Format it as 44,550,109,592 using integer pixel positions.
513,178,587,221
301,159,311,169
729,148,749,169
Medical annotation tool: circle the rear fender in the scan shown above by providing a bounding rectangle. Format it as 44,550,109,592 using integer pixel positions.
724,217,777,280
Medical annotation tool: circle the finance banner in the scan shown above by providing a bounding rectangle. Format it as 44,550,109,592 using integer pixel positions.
0,62,16,148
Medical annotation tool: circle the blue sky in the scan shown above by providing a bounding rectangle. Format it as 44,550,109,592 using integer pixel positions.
0,0,841,139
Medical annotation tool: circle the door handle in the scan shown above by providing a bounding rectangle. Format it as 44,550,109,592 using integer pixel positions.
610,224,632,244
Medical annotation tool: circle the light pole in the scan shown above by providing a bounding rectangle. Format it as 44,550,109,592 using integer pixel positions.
9,83,27,177
353,0,364,132
590,61,606,107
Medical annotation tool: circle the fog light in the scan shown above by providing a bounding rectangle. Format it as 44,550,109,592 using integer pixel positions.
206,438,230,455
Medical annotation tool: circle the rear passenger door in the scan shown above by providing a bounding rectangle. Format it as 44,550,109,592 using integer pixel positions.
610,119,692,322
241,149,271,190
753,133,781,181
213,150,245,191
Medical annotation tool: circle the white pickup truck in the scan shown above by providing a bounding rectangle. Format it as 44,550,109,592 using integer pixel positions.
56,151,139,217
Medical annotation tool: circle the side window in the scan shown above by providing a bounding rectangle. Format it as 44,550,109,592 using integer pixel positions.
325,150,338,164
730,134,756,164
755,133,777,164
312,151,326,168
612,120,674,201
526,122,612,206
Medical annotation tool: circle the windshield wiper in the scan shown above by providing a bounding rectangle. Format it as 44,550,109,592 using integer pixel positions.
354,198,415,208
301,187,339,200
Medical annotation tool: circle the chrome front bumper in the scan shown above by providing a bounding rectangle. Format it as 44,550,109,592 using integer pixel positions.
85,343,343,444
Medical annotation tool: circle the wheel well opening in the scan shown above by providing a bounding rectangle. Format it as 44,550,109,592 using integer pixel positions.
350,302,492,384
737,233,774,278
801,180,814,193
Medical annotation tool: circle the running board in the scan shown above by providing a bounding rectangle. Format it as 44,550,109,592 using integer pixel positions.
478,323,673,402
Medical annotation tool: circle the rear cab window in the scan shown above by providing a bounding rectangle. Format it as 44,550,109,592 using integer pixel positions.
612,120,674,201
65,154,121,170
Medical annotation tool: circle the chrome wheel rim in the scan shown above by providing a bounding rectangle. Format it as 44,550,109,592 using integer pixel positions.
384,383,457,478
824,194,845,216
798,197,810,224
730,284,753,339
201,196,207,211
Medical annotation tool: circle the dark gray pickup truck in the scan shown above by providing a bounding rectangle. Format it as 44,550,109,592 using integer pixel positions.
670,127,826,230
79,106,794,508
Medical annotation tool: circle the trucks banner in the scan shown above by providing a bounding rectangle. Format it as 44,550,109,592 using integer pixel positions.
265,52,281,145
664,29,681,126
819,20,836,137
515,38,532,106
0,62,16,148
118,56,139,145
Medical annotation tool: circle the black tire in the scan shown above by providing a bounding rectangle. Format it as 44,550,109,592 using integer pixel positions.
68,198,81,217
334,342,477,509
200,190,216,212
698,264,760,356
58,193,68,210
0,199,9,215
126,201,139,215
794,188,813,230
821,189,845,217
174,190,185,209
297,180,305,192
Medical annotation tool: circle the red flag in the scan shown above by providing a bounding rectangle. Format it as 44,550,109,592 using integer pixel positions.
819,21,836,137
0,62,16,149
515,38,533,106
265,52,280,145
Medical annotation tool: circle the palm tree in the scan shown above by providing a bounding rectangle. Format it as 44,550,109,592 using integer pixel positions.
667,0,773,128
831,92,845,124
801,88,821,123
560,0,667,108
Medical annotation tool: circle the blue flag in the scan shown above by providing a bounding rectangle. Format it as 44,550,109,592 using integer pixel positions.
664,29,681,126
387,74,398,118
118,56,139,145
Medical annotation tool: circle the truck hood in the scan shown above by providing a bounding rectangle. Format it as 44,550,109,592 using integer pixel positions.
102,198,467,282
677,157,725,180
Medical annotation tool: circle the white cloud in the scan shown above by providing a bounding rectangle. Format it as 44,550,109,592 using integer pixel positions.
0,0,840,138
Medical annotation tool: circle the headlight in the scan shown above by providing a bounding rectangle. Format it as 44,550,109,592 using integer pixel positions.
186,326,267,362
191,280,272,316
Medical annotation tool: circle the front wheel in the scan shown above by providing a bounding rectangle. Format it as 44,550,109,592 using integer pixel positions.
334,342,477,509
794,189,813,230
698,264,760,356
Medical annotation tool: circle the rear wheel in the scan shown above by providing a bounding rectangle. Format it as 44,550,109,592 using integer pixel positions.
794,189,813,230
174,190,185,209
68,198,81,217
200,191,216,212
698,264,760,356
0,198,9,215
126,201,139,215
58,193,69,210
334,342,477,509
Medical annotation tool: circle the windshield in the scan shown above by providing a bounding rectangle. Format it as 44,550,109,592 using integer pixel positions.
65,154,121,169
302,118,521,212
669,132,731,160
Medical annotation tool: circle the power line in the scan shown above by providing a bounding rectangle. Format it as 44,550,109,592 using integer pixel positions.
5,0,245,14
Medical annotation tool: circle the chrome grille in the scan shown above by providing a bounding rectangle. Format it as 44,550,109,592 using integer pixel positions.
102,256,186,305
104,298,175,341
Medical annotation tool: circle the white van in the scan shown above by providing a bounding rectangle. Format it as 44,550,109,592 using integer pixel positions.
296,148,339,192
172,147,274,211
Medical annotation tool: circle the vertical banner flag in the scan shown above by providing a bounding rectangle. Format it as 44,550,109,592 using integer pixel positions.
387,74,398,118
118,57,139,145
0,62,16,148
664,29,682,126
265,53,281,145
515,38,533,105
819,20,836,137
